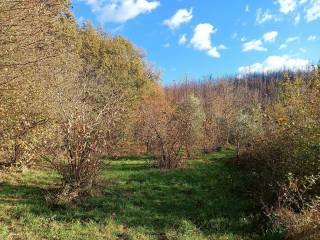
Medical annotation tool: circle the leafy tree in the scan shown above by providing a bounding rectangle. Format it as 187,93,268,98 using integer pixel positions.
137,93,205,169
174,94,205,158
77,24,158,155
230,106,265,159
0,0,79,168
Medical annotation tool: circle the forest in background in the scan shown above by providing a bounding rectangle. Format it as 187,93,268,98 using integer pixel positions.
0,1,319,239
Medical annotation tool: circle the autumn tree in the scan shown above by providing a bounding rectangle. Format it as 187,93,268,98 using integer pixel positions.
174,94,205,158
137,92,205,169
0,0,79,168
202,83,258,151
40,24,158,197
230,106,264,159
239,71,320,207
77,24,158,155
42,71,129,198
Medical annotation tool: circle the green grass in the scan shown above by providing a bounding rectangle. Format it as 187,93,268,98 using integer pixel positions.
0,150,282,240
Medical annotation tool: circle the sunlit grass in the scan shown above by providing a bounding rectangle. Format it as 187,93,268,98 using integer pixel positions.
0,150,282,239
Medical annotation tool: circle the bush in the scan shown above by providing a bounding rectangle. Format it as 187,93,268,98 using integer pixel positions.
274,199,320,240
239,71,320,209
136,93,205,169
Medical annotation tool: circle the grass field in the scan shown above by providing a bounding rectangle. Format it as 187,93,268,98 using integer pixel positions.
0,150,282,240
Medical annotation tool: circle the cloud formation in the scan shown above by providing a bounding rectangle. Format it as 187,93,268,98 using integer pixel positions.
279,36,299,49
207,47,220,58
242,39,267,52
305,0,320,22
191,23,216,50
273,0,320,23
190,23,226,58
178,34,187,45
80,0,160,23
163,8,193,29
242,31,280,52
255,0,320,25
276,0,297,14
308,35,317,40
238,55,310,74
256,8,274,24
263,31,279,42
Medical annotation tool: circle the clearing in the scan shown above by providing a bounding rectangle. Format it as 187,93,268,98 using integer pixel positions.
0,150,281,239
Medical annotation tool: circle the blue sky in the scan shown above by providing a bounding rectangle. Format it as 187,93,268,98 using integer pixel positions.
72,0,320,84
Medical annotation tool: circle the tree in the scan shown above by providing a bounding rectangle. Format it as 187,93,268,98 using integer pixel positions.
43,73,128,198
137,93,205,169
0,0,79,168
77,24,157,155
230,106,264,159
174,94,205,158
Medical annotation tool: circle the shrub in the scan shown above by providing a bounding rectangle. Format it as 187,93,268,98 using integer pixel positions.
274,199,320,240
239,72,320,207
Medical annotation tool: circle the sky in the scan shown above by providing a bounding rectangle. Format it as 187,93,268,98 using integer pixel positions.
71,0,320,84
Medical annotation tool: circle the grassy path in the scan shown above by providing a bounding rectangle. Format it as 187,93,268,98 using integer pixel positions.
0,150,276,239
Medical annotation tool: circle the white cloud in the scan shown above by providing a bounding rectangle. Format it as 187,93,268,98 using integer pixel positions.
238,55,310,74
286,36,299,43
242,39,267,52
218,44,227,50
207,47,220,58
245,5,250,12
240,36,247,42
279,36,299,49
80,0,160,23
163,43,170,48
178,34,187,45
276,0,297,14
190,23,216,50
263,31,278,42
256,8,274,24
189,23,225,59
243,32,278,52
273,0,320,23
305,0,320,22
279,43,288,49
163,8,193,30
80,0,100,12
308,35,317,40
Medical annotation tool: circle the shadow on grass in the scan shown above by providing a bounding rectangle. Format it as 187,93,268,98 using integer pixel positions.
0,183,43,203
105,155,157,162
0,149,260,238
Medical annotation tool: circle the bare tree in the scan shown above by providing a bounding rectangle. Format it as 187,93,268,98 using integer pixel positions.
42,72,128,198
